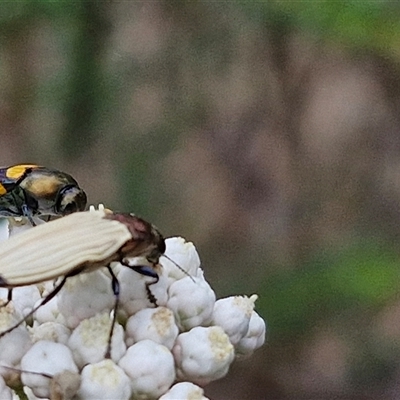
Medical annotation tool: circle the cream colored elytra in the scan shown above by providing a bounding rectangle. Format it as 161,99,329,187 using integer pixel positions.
0,210,133,286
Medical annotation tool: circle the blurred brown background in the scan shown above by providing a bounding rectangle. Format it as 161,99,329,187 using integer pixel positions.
2,1,400,399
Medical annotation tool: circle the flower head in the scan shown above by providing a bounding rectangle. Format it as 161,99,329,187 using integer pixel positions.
0,208,266,398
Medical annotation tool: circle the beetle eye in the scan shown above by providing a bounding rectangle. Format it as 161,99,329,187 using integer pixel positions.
62,202,78,214
56,186,87,215
158,239,166,255
147,245,164,264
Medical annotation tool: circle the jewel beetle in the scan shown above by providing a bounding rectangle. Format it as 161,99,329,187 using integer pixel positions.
0,209,165,357
0,164,87,224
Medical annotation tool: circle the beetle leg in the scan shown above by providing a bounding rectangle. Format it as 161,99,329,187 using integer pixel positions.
21,204,36,226
125,264,158,279
145,278,159,306
105,265,120,359
6,288,12,305
0,276,68,338
0,288,13,307
121,261,160,306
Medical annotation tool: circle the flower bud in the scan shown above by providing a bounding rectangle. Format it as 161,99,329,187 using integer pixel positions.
173,326,234,385
20,341,78,399
33,294,63,325
159,382,210,400
236,310,266,356
119,339,175,398
30,322,71,345
0,302,32,367
162,237,201,284
212,295,257,345
167,272,215,330
77,359,131,400
125,307,178,349
0,286,40,318
49,370,81,400
58,271,114,329
68,313,126,368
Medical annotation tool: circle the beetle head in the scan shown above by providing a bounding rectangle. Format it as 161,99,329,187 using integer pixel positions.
106,213,166,264
56,185,87,216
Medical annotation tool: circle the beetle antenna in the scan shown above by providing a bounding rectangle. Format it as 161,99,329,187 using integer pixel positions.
161,255,195,282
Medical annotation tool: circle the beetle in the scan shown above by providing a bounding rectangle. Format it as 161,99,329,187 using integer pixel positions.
0,209,165,357
0,164,87,224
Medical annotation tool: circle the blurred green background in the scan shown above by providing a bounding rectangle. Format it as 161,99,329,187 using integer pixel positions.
2,1,400,399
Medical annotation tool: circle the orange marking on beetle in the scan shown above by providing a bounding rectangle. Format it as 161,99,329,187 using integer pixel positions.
27,176,61,198
6,165,39,180
0,184,7,196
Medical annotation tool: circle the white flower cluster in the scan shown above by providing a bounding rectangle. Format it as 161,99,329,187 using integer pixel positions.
0,217,266,400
